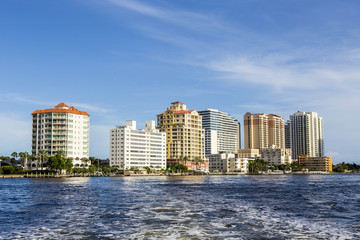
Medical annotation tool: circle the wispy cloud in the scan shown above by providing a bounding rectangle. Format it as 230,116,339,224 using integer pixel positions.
106,0,238,36
205,51,360,91
0,92,56,106
71,103,114,113
92,0,360,162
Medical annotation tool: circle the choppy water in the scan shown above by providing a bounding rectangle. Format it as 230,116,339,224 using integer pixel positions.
0,174,360,239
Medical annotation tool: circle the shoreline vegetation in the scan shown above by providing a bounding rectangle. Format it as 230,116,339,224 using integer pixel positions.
1,171,357,178
1,151,360,179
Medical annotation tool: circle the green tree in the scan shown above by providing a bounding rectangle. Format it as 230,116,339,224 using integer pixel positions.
38,149,48,170
47,153,66,173
2,166,15,174
81,157,90,167
19,152,30,170
11,152,18,165
65,157,73,173
248,159,269,174
144,166,151,174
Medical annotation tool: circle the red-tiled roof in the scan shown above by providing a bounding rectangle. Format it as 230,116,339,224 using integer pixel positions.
157,109,195,116
55,103,69,108
171,101,184,105
169,110,194,114
32,103,89,116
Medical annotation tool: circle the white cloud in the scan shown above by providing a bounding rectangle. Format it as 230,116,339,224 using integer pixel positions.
205,52,360,91
71,103,113,114
0,92,56,106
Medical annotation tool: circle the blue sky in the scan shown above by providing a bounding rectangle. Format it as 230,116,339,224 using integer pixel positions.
1,0,360,163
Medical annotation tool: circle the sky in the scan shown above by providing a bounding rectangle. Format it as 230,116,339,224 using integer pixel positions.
1,0,360,163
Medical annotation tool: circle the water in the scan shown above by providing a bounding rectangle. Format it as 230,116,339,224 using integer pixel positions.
0,174,360,239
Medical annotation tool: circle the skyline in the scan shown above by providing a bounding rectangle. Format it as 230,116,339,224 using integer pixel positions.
1,0,360,163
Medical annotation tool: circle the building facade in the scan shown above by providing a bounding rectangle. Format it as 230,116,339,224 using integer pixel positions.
285,120,291,149
157,101,207,170
289,111,324,159
244,112,285,150
298,155,332,172
237,149,260,158
109,121,166,170
198,109,240,155
208,153,248,173
32,103,90,167
260,146,292,166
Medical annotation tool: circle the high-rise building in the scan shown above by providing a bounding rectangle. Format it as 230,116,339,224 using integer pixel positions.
198,109,240,155
157,101,207,170
32,103,90,166
285,120,291,149
109,120,166,170
243,112,285,150
289,111,324,159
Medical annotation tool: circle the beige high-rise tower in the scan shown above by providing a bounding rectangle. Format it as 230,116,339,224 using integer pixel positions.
244,112,285,150
157,101,205,167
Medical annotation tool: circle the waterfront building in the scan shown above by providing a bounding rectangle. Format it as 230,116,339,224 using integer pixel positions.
260,145,292,166
244,112,285,150
198,109,240,155
157,101,207,170
237,149,260,158
109,120,166,170
285,120,291,149
32,103,90,167
289,111,324,159
298,155,332,172
208,153,248,173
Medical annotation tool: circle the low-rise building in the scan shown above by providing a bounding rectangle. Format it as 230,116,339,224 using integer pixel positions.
298,155,332,172
208,153,248,173
238,149,260,158
260,146,293,165
109,120,166,170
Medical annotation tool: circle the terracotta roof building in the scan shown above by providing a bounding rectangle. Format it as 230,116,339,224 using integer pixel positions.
31,103,90,168
157,101,207,170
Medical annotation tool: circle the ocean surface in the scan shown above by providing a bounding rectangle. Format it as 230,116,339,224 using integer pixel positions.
0,174,359,239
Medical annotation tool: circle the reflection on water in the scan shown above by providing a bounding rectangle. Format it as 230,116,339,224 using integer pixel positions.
0,175,360,239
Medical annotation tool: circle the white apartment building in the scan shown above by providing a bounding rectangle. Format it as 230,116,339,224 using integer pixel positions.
198,109,240,155
208,153,248,173
289,111,324,159
32,103,90,167
260,145,293,165
109,120,166,170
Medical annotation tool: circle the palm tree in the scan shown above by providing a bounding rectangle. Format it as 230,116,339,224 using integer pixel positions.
11,152,18,165
194,157,201,169
183,156,189,167
179,155,183,165
39,149,48,170
19,152,30,170
81,157,89,167
57,150,66,158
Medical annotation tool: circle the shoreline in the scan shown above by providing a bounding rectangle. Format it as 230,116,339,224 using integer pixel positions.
1,172,355,178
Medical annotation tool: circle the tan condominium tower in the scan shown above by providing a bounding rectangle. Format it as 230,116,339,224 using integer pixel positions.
244,112,285,150
157,101,205,163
